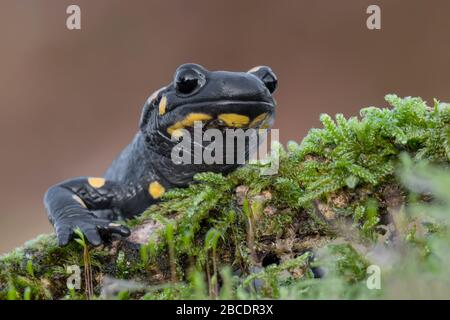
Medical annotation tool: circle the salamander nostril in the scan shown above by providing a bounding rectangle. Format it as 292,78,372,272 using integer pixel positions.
262,72,277,94
175,67,206,95
247,66,278,94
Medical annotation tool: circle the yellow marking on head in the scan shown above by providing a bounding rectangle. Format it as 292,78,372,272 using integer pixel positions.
88,177,105,188
148,181,165,199
249,113,268,128
171,129,185,139
167,113,213,135
72,195,87,208
158,96,167,115
218,113,250,128
258,128,269,135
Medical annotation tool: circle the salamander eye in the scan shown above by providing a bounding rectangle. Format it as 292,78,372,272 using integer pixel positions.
174,67,206,95
248,66,278,94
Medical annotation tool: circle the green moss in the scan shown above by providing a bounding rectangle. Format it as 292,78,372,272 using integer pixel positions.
1,95,449,300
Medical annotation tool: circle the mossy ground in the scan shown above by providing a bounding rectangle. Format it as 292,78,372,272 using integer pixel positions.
1,95,449,300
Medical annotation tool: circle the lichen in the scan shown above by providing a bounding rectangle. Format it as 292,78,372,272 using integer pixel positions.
1,94,449,300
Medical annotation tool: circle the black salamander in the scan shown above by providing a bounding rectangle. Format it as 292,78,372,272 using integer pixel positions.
44,64,277,246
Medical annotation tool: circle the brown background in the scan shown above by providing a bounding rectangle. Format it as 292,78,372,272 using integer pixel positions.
0,0,449,253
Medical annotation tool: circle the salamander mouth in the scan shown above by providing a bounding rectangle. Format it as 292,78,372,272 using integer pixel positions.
158,100,275,138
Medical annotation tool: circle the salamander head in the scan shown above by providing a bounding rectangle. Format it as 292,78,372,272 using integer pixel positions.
140,63,277,139
138,63,278,185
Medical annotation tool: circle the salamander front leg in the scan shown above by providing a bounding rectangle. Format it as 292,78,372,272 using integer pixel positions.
44,177,132,246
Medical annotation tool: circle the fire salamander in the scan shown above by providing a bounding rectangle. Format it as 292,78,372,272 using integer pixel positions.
44,63,278,246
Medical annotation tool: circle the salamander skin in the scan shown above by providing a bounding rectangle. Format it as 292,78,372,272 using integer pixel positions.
44,63,278,246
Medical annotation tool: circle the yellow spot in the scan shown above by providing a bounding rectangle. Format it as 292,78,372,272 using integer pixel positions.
167,113,212,135
260,123,270,129
171,129,185,139
158,96,167,115
148,181,165,199
72,195,87,208
218,113,250,128
88,177,105,188
249,113,268,128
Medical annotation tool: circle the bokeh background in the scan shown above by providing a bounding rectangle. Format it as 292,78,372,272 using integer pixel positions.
0,0,449,253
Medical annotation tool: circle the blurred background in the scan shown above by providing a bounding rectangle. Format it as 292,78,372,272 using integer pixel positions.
0,0,449,253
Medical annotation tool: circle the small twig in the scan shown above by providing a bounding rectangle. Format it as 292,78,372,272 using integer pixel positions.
245,200,259,267
74,228,94,300
83,245,94,300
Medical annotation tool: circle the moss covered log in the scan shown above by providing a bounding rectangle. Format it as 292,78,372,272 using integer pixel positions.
1,95,449,300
